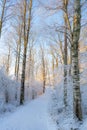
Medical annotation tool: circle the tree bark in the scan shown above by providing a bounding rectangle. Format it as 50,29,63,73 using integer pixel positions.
64,27,67,107
63,0,68,107
72,0,82,120
15,44,18,77
69,47,72,75
20,0,32,104
20,46,27,104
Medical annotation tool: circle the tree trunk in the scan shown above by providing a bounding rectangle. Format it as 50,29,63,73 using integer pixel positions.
69,47,72,75
63,0,68,107
43,59,45,93
15,44,18,77
64,28,67,107
6,46,11,75
72,0,82,120
16,29,22,80
20,0,32,104
20,46,27,104
52,57,55,86
0,0,6,37
42,52,45,93
16,42,21,80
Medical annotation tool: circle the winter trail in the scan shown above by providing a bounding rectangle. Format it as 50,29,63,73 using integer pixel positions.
0,88,56,130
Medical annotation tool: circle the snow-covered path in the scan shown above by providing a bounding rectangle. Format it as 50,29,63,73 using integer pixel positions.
0,90,56,130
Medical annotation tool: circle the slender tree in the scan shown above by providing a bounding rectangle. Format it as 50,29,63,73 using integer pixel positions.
63,0,68,107
16,24,22,80
6,43,11,75
40,44,46,93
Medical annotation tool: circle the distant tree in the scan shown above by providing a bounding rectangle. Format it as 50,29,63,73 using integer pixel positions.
40,44,46,93
26,36,35,85
6,41,11,75
16,24,22,80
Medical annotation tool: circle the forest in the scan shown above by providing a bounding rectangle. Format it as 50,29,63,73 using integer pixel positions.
0,0,87,130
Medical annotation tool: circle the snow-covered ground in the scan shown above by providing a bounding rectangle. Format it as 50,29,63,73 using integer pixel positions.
0,84,87,130
49,82,87,130
0,88,56,130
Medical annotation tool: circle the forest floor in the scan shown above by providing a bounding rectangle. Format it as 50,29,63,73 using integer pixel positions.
0,86,87,130
0,88,56,130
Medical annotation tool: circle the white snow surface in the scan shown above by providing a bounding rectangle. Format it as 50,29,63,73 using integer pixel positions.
0,88,56,130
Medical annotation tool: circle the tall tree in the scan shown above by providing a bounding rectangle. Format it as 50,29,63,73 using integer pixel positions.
72,0,82,120
20,0,33,104
63,0,68,107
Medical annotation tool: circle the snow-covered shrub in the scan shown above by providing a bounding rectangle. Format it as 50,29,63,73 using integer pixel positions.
49,65,79,130
0,67,20,112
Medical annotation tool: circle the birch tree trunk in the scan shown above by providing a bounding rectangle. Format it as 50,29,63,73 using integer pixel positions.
20,0,32,104
63,0,68,107
20,45,27,104
72,0,82,120
64,29,67,107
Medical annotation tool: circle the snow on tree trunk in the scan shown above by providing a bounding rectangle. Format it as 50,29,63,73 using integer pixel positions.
72,0,82,120
63,0,68,107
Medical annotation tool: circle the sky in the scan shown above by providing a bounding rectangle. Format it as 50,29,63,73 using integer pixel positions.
0,0,87,75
